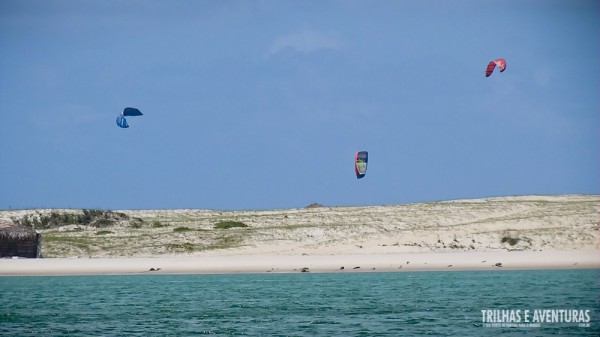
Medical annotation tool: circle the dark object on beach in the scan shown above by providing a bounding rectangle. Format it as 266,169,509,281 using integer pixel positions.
0,218,41,258
305,203,324,208
406,261,409,264
300,267,310,273
494,262,503,267
340,266,344,270
353,266,360,269
447,265,453,268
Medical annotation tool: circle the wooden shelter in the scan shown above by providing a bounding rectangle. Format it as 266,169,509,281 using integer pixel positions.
0,218,41,258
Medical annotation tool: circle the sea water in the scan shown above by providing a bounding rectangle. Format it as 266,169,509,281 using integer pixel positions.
1,269,599,336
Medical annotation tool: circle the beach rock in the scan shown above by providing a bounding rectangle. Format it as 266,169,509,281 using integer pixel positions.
300,267,309,273
494,262,503,267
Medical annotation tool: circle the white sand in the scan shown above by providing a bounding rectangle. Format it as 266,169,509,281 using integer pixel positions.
1,250,598,276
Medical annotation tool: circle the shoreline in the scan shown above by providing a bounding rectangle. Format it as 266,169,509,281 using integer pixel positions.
1,250,598,276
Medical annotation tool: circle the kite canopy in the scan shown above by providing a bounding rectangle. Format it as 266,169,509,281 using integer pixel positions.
355,151,368,179
485,58,507,77
122,107,143,116
116,107,142,128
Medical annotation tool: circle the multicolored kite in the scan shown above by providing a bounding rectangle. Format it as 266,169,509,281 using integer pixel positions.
355,151,368,179
485,58,507,77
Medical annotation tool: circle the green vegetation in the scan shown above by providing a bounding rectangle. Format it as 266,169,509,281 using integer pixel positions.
41,234,92,256
94,219,114,228
63,227,84,233
501,232,521,246
206,235,243,250
214,220,248,229
12,209,131,229
95,230,113,235
165,234,243,253
448,242,465,249
501,236,520,246
173,226,192,233
152,221,166,228
167,242,196,252
129,218,144,229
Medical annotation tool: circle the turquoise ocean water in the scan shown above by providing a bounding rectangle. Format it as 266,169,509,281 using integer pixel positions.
1,269,599,336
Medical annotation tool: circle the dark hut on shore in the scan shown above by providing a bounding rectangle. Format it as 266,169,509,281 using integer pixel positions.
0,218,41,258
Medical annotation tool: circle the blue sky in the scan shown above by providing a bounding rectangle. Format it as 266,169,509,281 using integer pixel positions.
1,0,598,210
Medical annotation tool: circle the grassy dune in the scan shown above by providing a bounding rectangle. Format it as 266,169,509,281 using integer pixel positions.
1,194,598,258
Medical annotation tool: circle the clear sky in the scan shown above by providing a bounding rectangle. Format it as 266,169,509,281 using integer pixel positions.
1,0,598,210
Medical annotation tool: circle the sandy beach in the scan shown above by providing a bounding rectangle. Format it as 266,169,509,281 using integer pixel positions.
1,194,598,275
0,250,598,276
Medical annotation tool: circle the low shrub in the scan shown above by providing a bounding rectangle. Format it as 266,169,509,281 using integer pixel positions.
152,221,166,228
501,236,520,246
214,221,248,229
167,243,195,252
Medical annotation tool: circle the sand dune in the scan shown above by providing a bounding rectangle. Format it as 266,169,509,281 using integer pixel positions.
1,194,598,275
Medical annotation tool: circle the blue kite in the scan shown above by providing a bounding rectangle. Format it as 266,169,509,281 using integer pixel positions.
116,107,143,128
